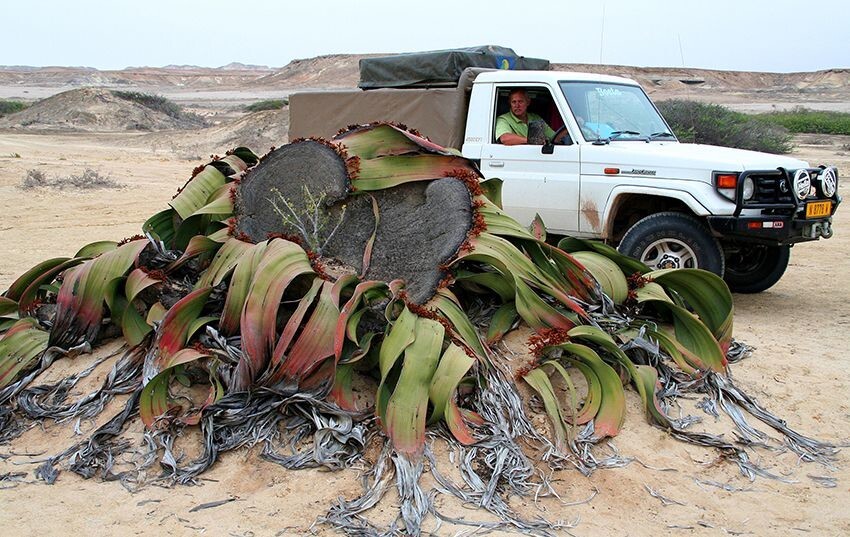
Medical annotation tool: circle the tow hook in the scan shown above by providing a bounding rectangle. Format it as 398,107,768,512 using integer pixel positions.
808,221,834,239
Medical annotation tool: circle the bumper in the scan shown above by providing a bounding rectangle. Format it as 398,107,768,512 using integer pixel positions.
707,214,835,244
708,167,841,245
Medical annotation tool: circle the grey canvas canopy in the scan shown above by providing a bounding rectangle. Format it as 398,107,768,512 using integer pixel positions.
358,45,549,89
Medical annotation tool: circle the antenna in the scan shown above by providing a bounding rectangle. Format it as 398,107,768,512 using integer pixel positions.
599,4,606,64
677,34,685,68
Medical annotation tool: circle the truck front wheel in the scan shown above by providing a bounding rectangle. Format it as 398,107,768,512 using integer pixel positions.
618,212,724,275
722,244,790,293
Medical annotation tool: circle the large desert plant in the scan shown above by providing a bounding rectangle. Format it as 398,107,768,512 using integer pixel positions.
0,124,834,535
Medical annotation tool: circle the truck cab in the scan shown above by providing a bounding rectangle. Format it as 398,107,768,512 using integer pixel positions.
460,70,841,292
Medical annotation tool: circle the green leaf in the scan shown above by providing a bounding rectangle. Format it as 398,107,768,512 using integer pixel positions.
170,165,227,220
143,209,178,249
429,289,486,358
4,257,72,301
0,318,49,389
385,316,444,454
354,154,478,191
74,240,118,258
557,236,650,275
429,343,477,444
646,268,734,352
486,301,517,344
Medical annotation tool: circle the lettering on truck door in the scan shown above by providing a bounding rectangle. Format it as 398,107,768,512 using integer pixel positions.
480,85,580,235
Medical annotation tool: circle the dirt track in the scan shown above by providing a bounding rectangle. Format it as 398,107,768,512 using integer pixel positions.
0,125,848,535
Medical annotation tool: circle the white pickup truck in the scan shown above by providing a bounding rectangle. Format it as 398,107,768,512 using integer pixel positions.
290,68,841,292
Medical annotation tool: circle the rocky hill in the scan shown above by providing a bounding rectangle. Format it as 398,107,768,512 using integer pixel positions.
0,88,207,132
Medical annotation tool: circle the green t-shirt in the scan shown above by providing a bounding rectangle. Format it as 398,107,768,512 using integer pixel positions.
495,111,556,142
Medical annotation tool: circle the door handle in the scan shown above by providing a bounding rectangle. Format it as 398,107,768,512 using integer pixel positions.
490,161,504,168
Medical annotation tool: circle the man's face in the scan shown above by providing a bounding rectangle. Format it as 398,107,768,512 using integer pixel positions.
509,91,530,118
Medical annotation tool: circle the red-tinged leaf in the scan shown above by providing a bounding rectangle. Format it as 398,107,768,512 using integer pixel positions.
50,240,149,348
170,165,227,220
335,122,457,159
334,280,389,361
74,240,118,258
329,363,358,411
145,287,211,380
270,281,340,385
219,241,268,336
530,214,546,241
125,268,162,303
139,370,169,428
235,240,314,389
541,342,626,439
633,364,672,427
166,234,221,272
17,258,86,315
196,237,255,289
271,278,323,362
565,359,602,425
427,343,475,444
385,317,444,455
4,257,72,301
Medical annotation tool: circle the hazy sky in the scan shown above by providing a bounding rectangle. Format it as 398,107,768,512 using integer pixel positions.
4,0,848,72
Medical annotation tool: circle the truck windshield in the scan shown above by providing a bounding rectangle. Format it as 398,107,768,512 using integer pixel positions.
559,81,674,143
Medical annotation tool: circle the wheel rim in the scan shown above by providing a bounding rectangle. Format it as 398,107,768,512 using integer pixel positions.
725,245,768,276
639,238,697,270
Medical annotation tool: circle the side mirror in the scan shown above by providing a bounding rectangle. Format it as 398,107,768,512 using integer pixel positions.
542,142,555,155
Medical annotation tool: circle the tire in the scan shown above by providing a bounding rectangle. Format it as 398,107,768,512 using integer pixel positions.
722,244,790,293
617,212,725,275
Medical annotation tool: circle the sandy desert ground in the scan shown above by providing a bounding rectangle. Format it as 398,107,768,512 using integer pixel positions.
0,88,849,535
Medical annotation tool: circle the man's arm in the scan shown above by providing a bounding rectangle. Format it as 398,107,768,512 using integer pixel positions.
495,115,526,145
499,132,527,145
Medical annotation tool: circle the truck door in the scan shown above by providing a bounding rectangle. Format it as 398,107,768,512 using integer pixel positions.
479,85,580,235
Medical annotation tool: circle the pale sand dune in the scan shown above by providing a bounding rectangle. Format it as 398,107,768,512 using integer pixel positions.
0,129,848,536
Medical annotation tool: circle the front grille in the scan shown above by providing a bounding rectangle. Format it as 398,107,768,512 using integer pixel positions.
750,173,795,205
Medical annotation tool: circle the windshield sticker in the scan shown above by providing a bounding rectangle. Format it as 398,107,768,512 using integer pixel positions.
595,87,623,97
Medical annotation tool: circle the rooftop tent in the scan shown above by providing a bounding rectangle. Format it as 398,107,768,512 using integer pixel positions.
358,45,549,89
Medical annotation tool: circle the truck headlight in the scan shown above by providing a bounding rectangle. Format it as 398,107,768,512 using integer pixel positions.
742,177,755,200
793,169,811,200
820,167,838,197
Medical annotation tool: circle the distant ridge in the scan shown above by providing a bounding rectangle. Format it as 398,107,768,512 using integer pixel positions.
1,55,849,101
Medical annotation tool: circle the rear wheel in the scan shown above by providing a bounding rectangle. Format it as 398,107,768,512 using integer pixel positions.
618,212,724,275
723,244,790,293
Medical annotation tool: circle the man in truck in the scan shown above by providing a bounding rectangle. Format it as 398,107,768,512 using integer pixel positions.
495,88,558,145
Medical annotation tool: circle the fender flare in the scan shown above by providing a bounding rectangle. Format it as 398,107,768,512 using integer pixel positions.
602,186,711,238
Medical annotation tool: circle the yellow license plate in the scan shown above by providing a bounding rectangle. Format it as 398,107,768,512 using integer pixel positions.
806,201,832,219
